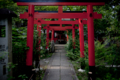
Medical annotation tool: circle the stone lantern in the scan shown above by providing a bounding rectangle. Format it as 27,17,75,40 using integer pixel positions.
0,9,17,80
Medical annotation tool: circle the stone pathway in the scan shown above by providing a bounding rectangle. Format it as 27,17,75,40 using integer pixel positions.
42,44,78,80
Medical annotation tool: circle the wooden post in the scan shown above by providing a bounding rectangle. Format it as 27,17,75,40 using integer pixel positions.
79,19,85,58
51,29,54,41
66,30,69,42
26,5,34,78
46,26,49,49
72,25,75,49
37,19,41,51
87,5,95,80
26,5,34,66
51,29,55,52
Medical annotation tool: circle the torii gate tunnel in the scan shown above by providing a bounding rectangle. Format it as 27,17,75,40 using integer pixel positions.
34,18,80,49
14,0,105,79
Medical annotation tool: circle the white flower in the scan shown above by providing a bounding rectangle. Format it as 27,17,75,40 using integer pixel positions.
41,30,44,33
78,68,85,72
40,46,43,49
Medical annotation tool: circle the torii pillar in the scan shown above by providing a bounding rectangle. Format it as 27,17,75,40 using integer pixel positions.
79,19,85,70
66,30,69,42
51,29,55,52
87,5,95,80
37,19,41,51
51,29,54,41
46,26,49,50
26,5,34,77
79,19,85,58
72,25,75,49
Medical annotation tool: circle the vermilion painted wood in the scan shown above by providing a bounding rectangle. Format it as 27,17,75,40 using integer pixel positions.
66,30,69,41
48,29,68,31
51,29,54,40
79,19,85,58
54,38,58,42
58,6,63,13
17,3,104,68
34,20,87,24
37,19,41,51
20,12,102,19
72,25,75,49
46,26,49,49
21,12,87,18
20,12,28,19
26,5,34,66
87,5,95,66
16,2,105,79
43,26,78,30
17,2,105,6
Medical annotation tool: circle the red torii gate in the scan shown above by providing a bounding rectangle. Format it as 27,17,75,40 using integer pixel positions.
44,25,78,49
42,20,87,49
34,18,87,50
34,19,80,49
16,2,105,80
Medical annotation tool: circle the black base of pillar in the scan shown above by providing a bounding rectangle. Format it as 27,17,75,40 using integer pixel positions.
81,61,85,69
47,50,49,54
88,66,95,80
26,66,35,80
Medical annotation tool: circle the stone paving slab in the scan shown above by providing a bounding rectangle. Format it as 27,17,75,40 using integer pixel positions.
43,44,78,80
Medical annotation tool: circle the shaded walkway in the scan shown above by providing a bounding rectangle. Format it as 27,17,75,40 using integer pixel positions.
42,44,78,80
